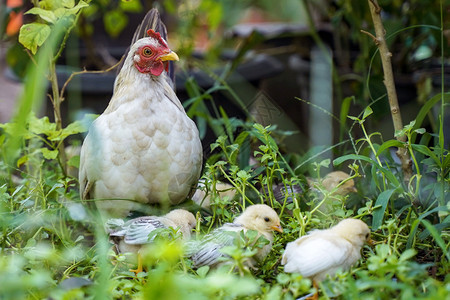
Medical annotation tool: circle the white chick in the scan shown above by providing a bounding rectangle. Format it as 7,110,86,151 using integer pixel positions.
282,219,371,298
186,204,283,269
107,209,196,273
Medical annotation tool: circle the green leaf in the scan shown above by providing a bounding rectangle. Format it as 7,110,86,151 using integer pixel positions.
411,144,440,167
318,159,330,168
120,0,143,12
237,170,250,180
414,128,426,134
372,189,396,230
62,0,75,8
406,206,448,249
28,115,57,136
411,92,449,144
362,106,373,120
104,10,128,38
67,154,80,168
65,0,89,15
333,154,375,166
376,139,404,157
40,148,59,160
276,273,291,285
25,8,57,23
3,20,67,165
399,248,416,262
196,266,209,278
219,107,234,143
347,115,360,121
17,155,29,167
334,154,401,187
205,2,222,30
421,219,450,261
40,0,64,10
19,23,51,54
49,120,87,141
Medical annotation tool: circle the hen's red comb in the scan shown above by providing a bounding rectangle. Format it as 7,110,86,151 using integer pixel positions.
147,29,168,47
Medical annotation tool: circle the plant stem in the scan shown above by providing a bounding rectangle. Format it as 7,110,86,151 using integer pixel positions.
360,121,386,190
365,0,412,183
49,56,67,175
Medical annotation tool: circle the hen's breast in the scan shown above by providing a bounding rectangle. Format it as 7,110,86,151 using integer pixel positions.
83,85,202,217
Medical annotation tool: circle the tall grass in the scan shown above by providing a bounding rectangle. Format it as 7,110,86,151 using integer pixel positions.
0,0,448,299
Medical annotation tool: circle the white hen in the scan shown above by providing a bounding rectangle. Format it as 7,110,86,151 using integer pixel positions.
79,26,203,220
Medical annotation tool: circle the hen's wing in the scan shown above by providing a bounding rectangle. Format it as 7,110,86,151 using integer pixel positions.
79,132,96,201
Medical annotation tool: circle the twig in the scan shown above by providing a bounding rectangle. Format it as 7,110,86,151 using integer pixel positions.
59,57,124,102
365,0,412,183
360,30,379,45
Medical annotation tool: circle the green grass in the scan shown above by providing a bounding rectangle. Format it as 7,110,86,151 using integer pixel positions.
0,113,448,299
1,1,449,298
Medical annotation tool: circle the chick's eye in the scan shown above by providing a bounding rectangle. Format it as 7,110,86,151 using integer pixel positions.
365,233,370,239
142,47,153,57
264,217,270,222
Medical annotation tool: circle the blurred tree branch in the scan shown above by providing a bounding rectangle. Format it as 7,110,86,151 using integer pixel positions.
364,0,412,183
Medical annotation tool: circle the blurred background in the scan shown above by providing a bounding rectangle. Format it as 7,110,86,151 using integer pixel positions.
1,0,449,173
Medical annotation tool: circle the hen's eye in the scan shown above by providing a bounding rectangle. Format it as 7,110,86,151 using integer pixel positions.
264,217,270,222
142,47,153,57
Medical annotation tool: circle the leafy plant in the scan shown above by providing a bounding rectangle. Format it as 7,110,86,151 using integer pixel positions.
0,0,448,299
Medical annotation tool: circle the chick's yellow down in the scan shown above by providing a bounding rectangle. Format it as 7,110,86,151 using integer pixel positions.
282,218,371,282
318,171,357,196
186,204,283,268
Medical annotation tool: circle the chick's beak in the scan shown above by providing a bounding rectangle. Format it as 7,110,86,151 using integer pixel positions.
367,238,375,246
160,50,179,62
272,224,283,233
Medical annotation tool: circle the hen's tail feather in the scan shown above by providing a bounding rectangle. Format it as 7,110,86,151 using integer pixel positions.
118,8,175,88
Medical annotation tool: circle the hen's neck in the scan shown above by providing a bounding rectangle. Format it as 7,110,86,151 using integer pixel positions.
104,56,169,113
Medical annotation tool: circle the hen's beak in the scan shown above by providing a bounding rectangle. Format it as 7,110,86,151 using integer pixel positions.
160,50,179,62
272,224,283,233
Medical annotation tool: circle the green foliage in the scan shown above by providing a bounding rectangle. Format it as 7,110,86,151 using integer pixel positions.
19,0,88,54
1,0,449,299
81,0,143,39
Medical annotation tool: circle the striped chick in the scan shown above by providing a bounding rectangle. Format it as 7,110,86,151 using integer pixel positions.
186,204,283,269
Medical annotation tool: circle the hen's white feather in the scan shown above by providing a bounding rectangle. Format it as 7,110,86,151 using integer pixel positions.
79,38,202,219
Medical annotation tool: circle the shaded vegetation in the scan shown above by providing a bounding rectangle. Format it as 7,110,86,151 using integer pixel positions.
0,0,449,299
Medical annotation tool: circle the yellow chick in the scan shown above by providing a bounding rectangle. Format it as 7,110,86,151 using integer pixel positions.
282,219,371,298
107,209,196,273
271,171,357,206
186,204,283,269
318,171,357,196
